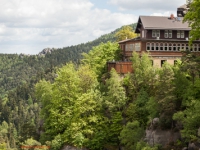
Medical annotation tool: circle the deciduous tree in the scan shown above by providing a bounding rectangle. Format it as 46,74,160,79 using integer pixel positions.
184,0,200,44
115,26,138,41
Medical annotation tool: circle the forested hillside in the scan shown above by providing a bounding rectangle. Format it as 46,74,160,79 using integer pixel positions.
0,23,136,98
0,24,136,149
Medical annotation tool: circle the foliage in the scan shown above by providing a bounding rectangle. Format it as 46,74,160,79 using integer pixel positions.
136,141,159,150
35,63,104,149
2,20,200,150
0,22,138,149
50,134,62,150
183,0,200,44
21,137,49,150
155,64,176,129
115,25,138,41
82,42,121,78
0,23,137,99
120,121,144,150
173,79,200,142
130,52,158,97
104,69,127,111
125,89,150,126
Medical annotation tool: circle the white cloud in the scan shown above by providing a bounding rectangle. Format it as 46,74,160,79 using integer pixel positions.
151,11,172,17
0,0,137,54
109,0,184,13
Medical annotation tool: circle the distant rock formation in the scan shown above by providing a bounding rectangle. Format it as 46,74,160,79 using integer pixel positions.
19,53,31,58
38,48,57,56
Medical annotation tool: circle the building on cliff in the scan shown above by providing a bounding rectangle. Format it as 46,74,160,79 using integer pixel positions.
107,4,200,74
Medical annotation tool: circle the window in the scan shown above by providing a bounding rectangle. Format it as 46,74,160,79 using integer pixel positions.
152,30,160,37
181,31,185,38
161,60,166,67
173,43,176,51
135,43,141,51
146,43,150,50
164,30,168,38
160,43,163,50
152,30,156,37
186,44,189,51
156,43,159,50
177,31,180,38
181,44,185,51
125,44,129,51
193,44,197,51
177,31,184,38
156,30,160,37
169,43,172,51
151,43,155,50
164,43,168,51
125,44,134,51
177,44,181,51
169,30,172,38
165,30,172,38
130,44,134,51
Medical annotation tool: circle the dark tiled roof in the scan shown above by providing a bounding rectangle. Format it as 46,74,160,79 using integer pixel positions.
135,16,190,33
118,37,140,43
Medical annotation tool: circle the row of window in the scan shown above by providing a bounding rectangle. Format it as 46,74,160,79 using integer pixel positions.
146,42,200,51
151,59,178,67
125,43,141,51
152,30,185,38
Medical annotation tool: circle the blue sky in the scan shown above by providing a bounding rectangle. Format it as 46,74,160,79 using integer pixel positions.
0,0,184,54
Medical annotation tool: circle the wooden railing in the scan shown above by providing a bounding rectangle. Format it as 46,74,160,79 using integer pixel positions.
107,61,133,74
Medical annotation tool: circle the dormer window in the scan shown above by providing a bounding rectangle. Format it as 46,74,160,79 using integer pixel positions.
164,30,168,38
152,30,160,38
169,30,172,38
177,31,184,38
164,30,172,38
181,31,185,38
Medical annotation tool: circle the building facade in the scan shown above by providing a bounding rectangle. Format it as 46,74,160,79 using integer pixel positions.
107,5,200,73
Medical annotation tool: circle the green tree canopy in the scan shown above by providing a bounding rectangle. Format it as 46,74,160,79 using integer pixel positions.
115,26,138,41
184,0,200,44
82,42,121,78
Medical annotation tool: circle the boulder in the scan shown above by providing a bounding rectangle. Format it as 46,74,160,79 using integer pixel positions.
152,118,159,125
144,129,181,146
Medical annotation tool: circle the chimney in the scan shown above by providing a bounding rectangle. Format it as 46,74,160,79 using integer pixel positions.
170,14,174,19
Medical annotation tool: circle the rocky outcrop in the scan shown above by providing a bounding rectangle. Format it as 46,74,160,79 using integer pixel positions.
187,142,200,150
61,145,88,150
38,48,57,56
144,129,181,146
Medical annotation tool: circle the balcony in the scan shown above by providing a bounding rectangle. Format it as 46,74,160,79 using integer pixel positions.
107,61,133,74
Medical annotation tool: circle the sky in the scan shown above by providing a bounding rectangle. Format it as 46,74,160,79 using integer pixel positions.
0,0,185,54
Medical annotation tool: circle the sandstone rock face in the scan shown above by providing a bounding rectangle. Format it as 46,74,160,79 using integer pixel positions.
144,129,181,146
152,118,159,125
61,145,88,150
188,142,200,150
